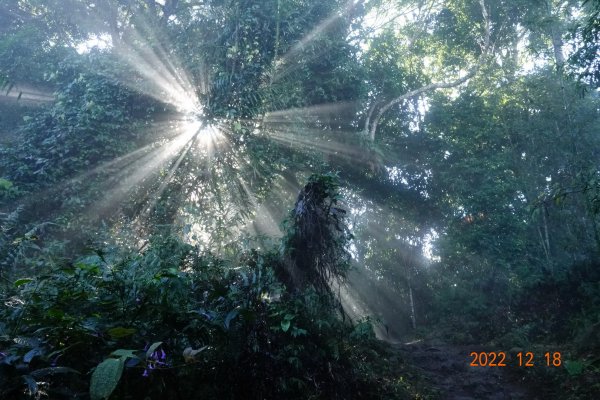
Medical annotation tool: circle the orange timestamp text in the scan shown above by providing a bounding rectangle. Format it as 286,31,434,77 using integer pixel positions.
469,351,562,367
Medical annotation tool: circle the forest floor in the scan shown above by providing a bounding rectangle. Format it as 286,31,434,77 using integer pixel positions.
392,341,536,400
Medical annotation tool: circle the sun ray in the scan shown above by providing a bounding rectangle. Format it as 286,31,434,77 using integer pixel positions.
139,120,205,218
263,101,357,123
271,0,361,82
71,8,204,115
1,84,54,103
86,119,201,218
266,127,366,163
113,37,201,113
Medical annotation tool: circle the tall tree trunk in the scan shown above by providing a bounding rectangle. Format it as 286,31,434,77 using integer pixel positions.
538,203,552,273
546,1,565,69
403,244,418,331
408,278,416,330
550,26,565,69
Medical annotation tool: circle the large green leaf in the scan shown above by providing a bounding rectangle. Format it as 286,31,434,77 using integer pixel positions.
224,309,239,330
90,358,125,400
107,327,136,339
14,278,34,287
110,349,138,359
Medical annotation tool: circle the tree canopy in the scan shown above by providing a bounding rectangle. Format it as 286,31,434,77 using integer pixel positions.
0,0,599,399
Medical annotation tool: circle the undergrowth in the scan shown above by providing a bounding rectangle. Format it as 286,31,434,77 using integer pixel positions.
0,235,420,399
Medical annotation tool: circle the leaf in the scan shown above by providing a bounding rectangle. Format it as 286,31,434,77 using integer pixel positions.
75,262,100,274
46,308,65,320
182,346,207,363
224,308,239,330
14,278,33,287
107,327,136,339
291,327,308,337
13,337,40,347
0,178,13,190
22,375,38,396
30,366,80,378
564,360,585,376
145,342,163,359
154,268,178,279
125,358,140,368
281,319,291,332
110,349,138,359
90,358,125,400
23,348,43,363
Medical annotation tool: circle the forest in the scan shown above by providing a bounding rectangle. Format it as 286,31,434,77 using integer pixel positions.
0,0,599,399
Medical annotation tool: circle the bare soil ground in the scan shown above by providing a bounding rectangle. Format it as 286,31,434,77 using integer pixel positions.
393,341,537,400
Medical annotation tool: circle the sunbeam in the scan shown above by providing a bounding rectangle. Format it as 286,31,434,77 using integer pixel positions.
72,8,205,115
87,119,202,218
139,120,206,218
267,127,366,163
0,84,54,103
113,37,201,114
272,0,362,83
263,101,357,124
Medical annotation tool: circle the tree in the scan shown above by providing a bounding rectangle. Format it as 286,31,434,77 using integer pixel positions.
281,174,352,294
364,0,492,141
570,0,600,85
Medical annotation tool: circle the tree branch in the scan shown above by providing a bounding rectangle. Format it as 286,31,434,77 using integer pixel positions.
365,0,491,141
363,99,382,137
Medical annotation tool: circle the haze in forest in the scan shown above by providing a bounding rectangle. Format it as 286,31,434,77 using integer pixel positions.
0,0,599,399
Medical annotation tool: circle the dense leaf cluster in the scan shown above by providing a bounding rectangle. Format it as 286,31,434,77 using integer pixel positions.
0,53,158,191
1,0,600,398
0,232,416,399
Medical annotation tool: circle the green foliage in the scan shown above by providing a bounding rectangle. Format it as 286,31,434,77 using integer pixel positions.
564,359,586,377
90,358,125,400
0,178,19,201
569,0,600,86
89,347,141,400
0,53,156,191
2,0,600,399
173,0,364,119
0,231,413,399
0,22,72,87
0,178,13,190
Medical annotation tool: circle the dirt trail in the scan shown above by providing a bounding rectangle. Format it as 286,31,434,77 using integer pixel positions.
393,341,534,399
